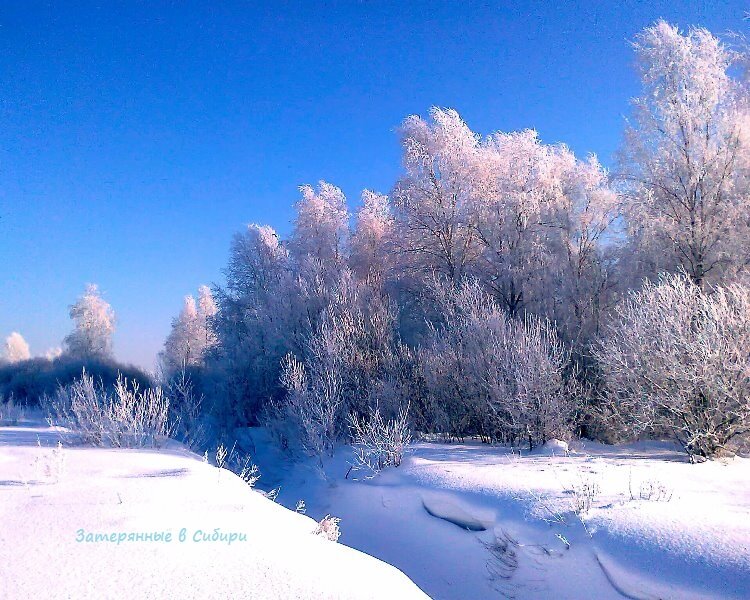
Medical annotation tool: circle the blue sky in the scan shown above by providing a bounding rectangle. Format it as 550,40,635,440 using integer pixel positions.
0,1,746,369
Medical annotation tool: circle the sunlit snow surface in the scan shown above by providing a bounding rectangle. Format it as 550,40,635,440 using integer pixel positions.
246,431,750,600
0,422,429,599
4,418,749,599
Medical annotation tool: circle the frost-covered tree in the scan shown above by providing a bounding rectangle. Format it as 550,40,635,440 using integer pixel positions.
288,181,350,267
473,129,562,315
63,284,115,360
212,223,299,423
4,332,30,363
391,108,485,285
550,153,621,345
476,130,620,332
594,273,750,460
620,21,750,287
350,190,393,283
391,108,620,345
161,285,218,376
161,295,200,373
196,285,218,351
224,223,288,299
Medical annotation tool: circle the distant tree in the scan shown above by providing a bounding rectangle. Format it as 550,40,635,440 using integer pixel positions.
196,285,218,352
161,295,200,373
45,347,63,361
620,21,750,287
0,355,152,405
161,285,218,376
63,284,115,360
4,332,30,364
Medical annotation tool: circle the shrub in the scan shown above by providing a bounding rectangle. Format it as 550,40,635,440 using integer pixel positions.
314,515,341,542
164,368,208,451
45,370,171,448
349,403,412,475
0,394,24,425
271,352,342,459
418,279,580,448
594,273,750,461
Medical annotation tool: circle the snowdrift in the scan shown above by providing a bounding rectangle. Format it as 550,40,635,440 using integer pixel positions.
246,430,750,600
0,424,429,599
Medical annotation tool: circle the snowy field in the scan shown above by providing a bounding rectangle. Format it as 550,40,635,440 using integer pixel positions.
0,420,428,600
245,431,750,600
2,417,749,599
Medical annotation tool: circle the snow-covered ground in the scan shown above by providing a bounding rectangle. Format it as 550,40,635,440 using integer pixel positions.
0,421,428,599
4,417,749,600
245,432,750,600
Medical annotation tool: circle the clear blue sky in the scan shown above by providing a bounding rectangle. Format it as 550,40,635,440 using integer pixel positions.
0,1,746,370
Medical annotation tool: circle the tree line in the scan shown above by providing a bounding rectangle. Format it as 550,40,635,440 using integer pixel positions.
5,21,749,462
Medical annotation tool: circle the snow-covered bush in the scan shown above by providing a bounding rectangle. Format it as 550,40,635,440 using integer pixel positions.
273,352,342,459
34,440,66,483
418,279,579,448
314,515,341,542
594,273,750,461
569,476,600,515
349,403,412,474
0,394,23,425
213,442,260,487
46,370,171,448
266,272,402,460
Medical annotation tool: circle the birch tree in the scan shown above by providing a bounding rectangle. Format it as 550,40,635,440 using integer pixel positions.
620,21,750,287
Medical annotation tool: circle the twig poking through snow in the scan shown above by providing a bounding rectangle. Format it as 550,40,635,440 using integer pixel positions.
314,515,341,542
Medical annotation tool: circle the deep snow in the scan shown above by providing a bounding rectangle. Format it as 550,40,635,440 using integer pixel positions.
245,432,750,600
4,416,749,600
0,422,428,599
